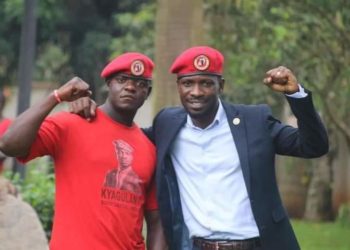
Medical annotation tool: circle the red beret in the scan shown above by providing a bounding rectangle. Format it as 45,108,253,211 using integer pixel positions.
101,52,154,80
170,46,224,77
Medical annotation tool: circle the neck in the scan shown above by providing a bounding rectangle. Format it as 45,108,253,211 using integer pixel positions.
190,103,219,129
99,102,136,127
191,115,215,129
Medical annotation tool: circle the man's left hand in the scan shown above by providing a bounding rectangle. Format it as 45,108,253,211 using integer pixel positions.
263,66,299,95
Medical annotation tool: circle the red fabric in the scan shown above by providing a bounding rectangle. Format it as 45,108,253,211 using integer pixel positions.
0,118,11,171
0,118,11,137
19,109,157,250
101,52,154,79
170,46,224,77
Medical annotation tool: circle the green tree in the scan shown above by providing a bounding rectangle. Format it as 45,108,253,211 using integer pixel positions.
0,0,154,93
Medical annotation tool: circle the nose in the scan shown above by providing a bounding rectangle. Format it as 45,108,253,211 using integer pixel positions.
124,79,137,91
190,83,203,97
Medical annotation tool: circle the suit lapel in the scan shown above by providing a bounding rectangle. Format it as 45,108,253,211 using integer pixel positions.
223,102,252,196
159,110,187,161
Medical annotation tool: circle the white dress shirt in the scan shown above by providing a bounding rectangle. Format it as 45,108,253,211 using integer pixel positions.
170,100,260,240
170,85,307,240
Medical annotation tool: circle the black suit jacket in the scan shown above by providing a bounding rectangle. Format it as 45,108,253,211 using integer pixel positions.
146,93,328,250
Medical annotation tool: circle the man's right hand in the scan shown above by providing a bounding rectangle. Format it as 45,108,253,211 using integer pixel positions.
69,97,97,121
56,77,92,102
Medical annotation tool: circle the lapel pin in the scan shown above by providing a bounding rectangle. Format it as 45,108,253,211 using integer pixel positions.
233,118,240,125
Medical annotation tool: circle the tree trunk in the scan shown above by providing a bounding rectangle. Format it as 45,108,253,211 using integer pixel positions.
304,124,338,221
304,154,334,221
276,100,309,218
330,131,350,213
13,0,37,179
153,0,204,112
277,156,309,218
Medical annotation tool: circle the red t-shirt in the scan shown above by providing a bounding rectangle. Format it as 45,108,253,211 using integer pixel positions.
0,118,11,171
20,109,157,250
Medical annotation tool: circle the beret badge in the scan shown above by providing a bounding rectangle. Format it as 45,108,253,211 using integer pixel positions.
193,55,210,71
131,60,145,76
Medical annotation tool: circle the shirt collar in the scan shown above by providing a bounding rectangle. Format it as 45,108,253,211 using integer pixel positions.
186,99,225,130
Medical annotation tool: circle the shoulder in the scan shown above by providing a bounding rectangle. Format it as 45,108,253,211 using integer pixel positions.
153,106,186,126
156,106,185,119
222,101,271,115
42,111,87,131
46,111,85,123
222,101,275,126
136,126,156,148
145,106,186,142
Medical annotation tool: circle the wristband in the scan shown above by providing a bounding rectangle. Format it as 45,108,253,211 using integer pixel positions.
54,89,62,103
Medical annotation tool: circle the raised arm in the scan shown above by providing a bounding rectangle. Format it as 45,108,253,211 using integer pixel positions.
0,77,91,157
145,210,168,250
263,66,328,157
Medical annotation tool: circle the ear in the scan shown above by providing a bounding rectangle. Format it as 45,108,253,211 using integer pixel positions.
219,77,225,93
176,79,181,91
146,86,152,98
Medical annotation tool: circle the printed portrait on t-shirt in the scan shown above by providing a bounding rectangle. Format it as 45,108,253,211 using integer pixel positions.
104,139,142,195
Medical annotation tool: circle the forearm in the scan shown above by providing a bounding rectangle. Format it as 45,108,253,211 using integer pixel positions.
145,210,168,250
0,77,91,157
0,92,58,157
286,93,329,157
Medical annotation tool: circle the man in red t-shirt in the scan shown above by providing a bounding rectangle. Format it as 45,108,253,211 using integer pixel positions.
0,53,167,250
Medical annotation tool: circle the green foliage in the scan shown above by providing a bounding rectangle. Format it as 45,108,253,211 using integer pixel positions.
0,40,15,79
74,31,113,88
204,0,292,111
2,0,23,23
0,0,155,98
9,159,55,239
71,2,156,100
0,0,21,84
292,219,350,250
110,3,156,58
35,43,72,83
337,203,350,228
205,0,350,122
0,0,68,84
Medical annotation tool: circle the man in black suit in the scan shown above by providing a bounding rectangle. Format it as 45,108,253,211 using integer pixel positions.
146,46,328,250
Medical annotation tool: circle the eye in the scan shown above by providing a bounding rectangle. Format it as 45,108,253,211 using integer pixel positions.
135,80,149,89
115,76,127,84
181,81,192,87
201,80,213,87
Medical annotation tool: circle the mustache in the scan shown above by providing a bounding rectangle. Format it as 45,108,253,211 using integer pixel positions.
187,97,205,102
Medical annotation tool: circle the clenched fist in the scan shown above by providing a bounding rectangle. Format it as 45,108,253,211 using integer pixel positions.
263,66,299,95
56,77,92,102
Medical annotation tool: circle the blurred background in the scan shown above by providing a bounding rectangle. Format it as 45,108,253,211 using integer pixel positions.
0,0,349,249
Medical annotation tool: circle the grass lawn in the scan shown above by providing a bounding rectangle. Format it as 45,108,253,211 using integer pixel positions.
292,220,350,250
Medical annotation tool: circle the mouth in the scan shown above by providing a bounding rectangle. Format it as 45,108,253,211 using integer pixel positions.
120,95,135,101
187,100,205,110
